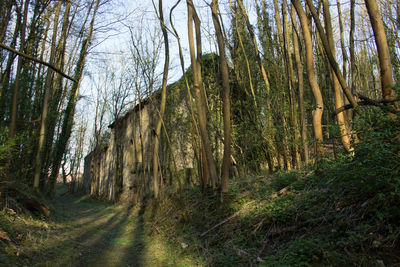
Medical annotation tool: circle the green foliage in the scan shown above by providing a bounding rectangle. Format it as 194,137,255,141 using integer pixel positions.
327,109,400,198
261,238,323,267
270,170,302,191
145,109,400,266
0,127,11,176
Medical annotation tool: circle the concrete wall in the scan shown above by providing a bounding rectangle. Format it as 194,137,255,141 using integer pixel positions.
81,97,195,202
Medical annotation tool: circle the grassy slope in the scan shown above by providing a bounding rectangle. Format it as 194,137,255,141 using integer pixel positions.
141,109,400,266
144,156,400,266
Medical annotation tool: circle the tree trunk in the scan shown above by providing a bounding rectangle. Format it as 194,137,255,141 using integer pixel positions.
33,1,62,191
365,0,397,115
8,0,30,139
153,0,169,199
186,0,218,190
322,0,351,152
47,0,100,196
0,1,13,44
304,0,358,111
283,0,301,168
290,4,309,163
292,0,324,155
211,0,231,193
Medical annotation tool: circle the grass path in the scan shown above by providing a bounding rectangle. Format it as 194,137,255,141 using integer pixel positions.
0,186,202,267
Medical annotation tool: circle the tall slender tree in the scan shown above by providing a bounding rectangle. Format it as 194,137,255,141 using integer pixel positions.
365,0,398,116
187,0,218,190
152,0,170,198
322,0,351,152
292,0,324,155
48,0,101,196
211,0,231,193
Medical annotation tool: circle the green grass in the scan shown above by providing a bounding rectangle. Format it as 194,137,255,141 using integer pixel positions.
0,184,205,266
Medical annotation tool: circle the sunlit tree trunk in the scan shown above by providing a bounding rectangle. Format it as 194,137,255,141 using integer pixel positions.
304,0,358,110
169,1,202,190
273,0,285,57
48,0,100,196
365,0,398,115
237,0,291,169
187,0,218,190
43,1,73,177
322,0,351,152
290,4,309,163
283,0,301,168
211,0,231,193
292,0,324,155
153,0,169,199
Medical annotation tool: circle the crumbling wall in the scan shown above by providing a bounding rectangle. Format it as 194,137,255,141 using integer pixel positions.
82,96,195,202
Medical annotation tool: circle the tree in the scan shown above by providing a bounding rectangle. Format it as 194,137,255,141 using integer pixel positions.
292,0,324,155
211,0,231,193
33,1,63,191
365,0,398,116
321,0,351,152
289,3,309,163
48,0,101,196
187,0,218,190
152,0,170,198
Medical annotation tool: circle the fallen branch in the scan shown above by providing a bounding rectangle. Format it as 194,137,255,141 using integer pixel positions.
0,42,77,82
200,201,254,237
333,93,399,116
271,187,289,200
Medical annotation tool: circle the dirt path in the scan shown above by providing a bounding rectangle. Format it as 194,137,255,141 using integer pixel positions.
50,193,200,266
2,188,202,267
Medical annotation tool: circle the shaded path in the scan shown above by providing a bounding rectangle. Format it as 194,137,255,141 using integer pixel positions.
28,189,200,267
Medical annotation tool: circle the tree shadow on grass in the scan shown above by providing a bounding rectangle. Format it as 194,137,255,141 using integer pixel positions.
108,197,148,267
20,194,141,267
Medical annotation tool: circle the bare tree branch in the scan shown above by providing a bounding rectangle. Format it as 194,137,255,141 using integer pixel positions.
0,42,77,82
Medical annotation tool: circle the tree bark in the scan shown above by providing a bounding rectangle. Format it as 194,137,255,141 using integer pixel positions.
290,4,309,163
152,0,169,199
187,0,218,190
47,0,100,196
8,0,30,139
304,0,358,111
33,1,62,190
365,0,397,116
322,0,351,152
211,0,231,193
292,0,324,155
283,0,301,168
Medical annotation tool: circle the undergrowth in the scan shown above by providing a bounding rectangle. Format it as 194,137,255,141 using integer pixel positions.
141,110,400,266
1,109,399,266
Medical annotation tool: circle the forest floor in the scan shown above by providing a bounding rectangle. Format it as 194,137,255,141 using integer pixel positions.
1,152,400,266
0,184,203,267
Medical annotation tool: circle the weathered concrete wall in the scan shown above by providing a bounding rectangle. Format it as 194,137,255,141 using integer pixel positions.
81,97,195,202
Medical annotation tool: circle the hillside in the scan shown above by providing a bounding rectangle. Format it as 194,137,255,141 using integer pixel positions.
1,119,399,266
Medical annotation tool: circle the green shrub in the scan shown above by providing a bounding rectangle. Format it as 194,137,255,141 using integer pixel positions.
270,170,302,191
